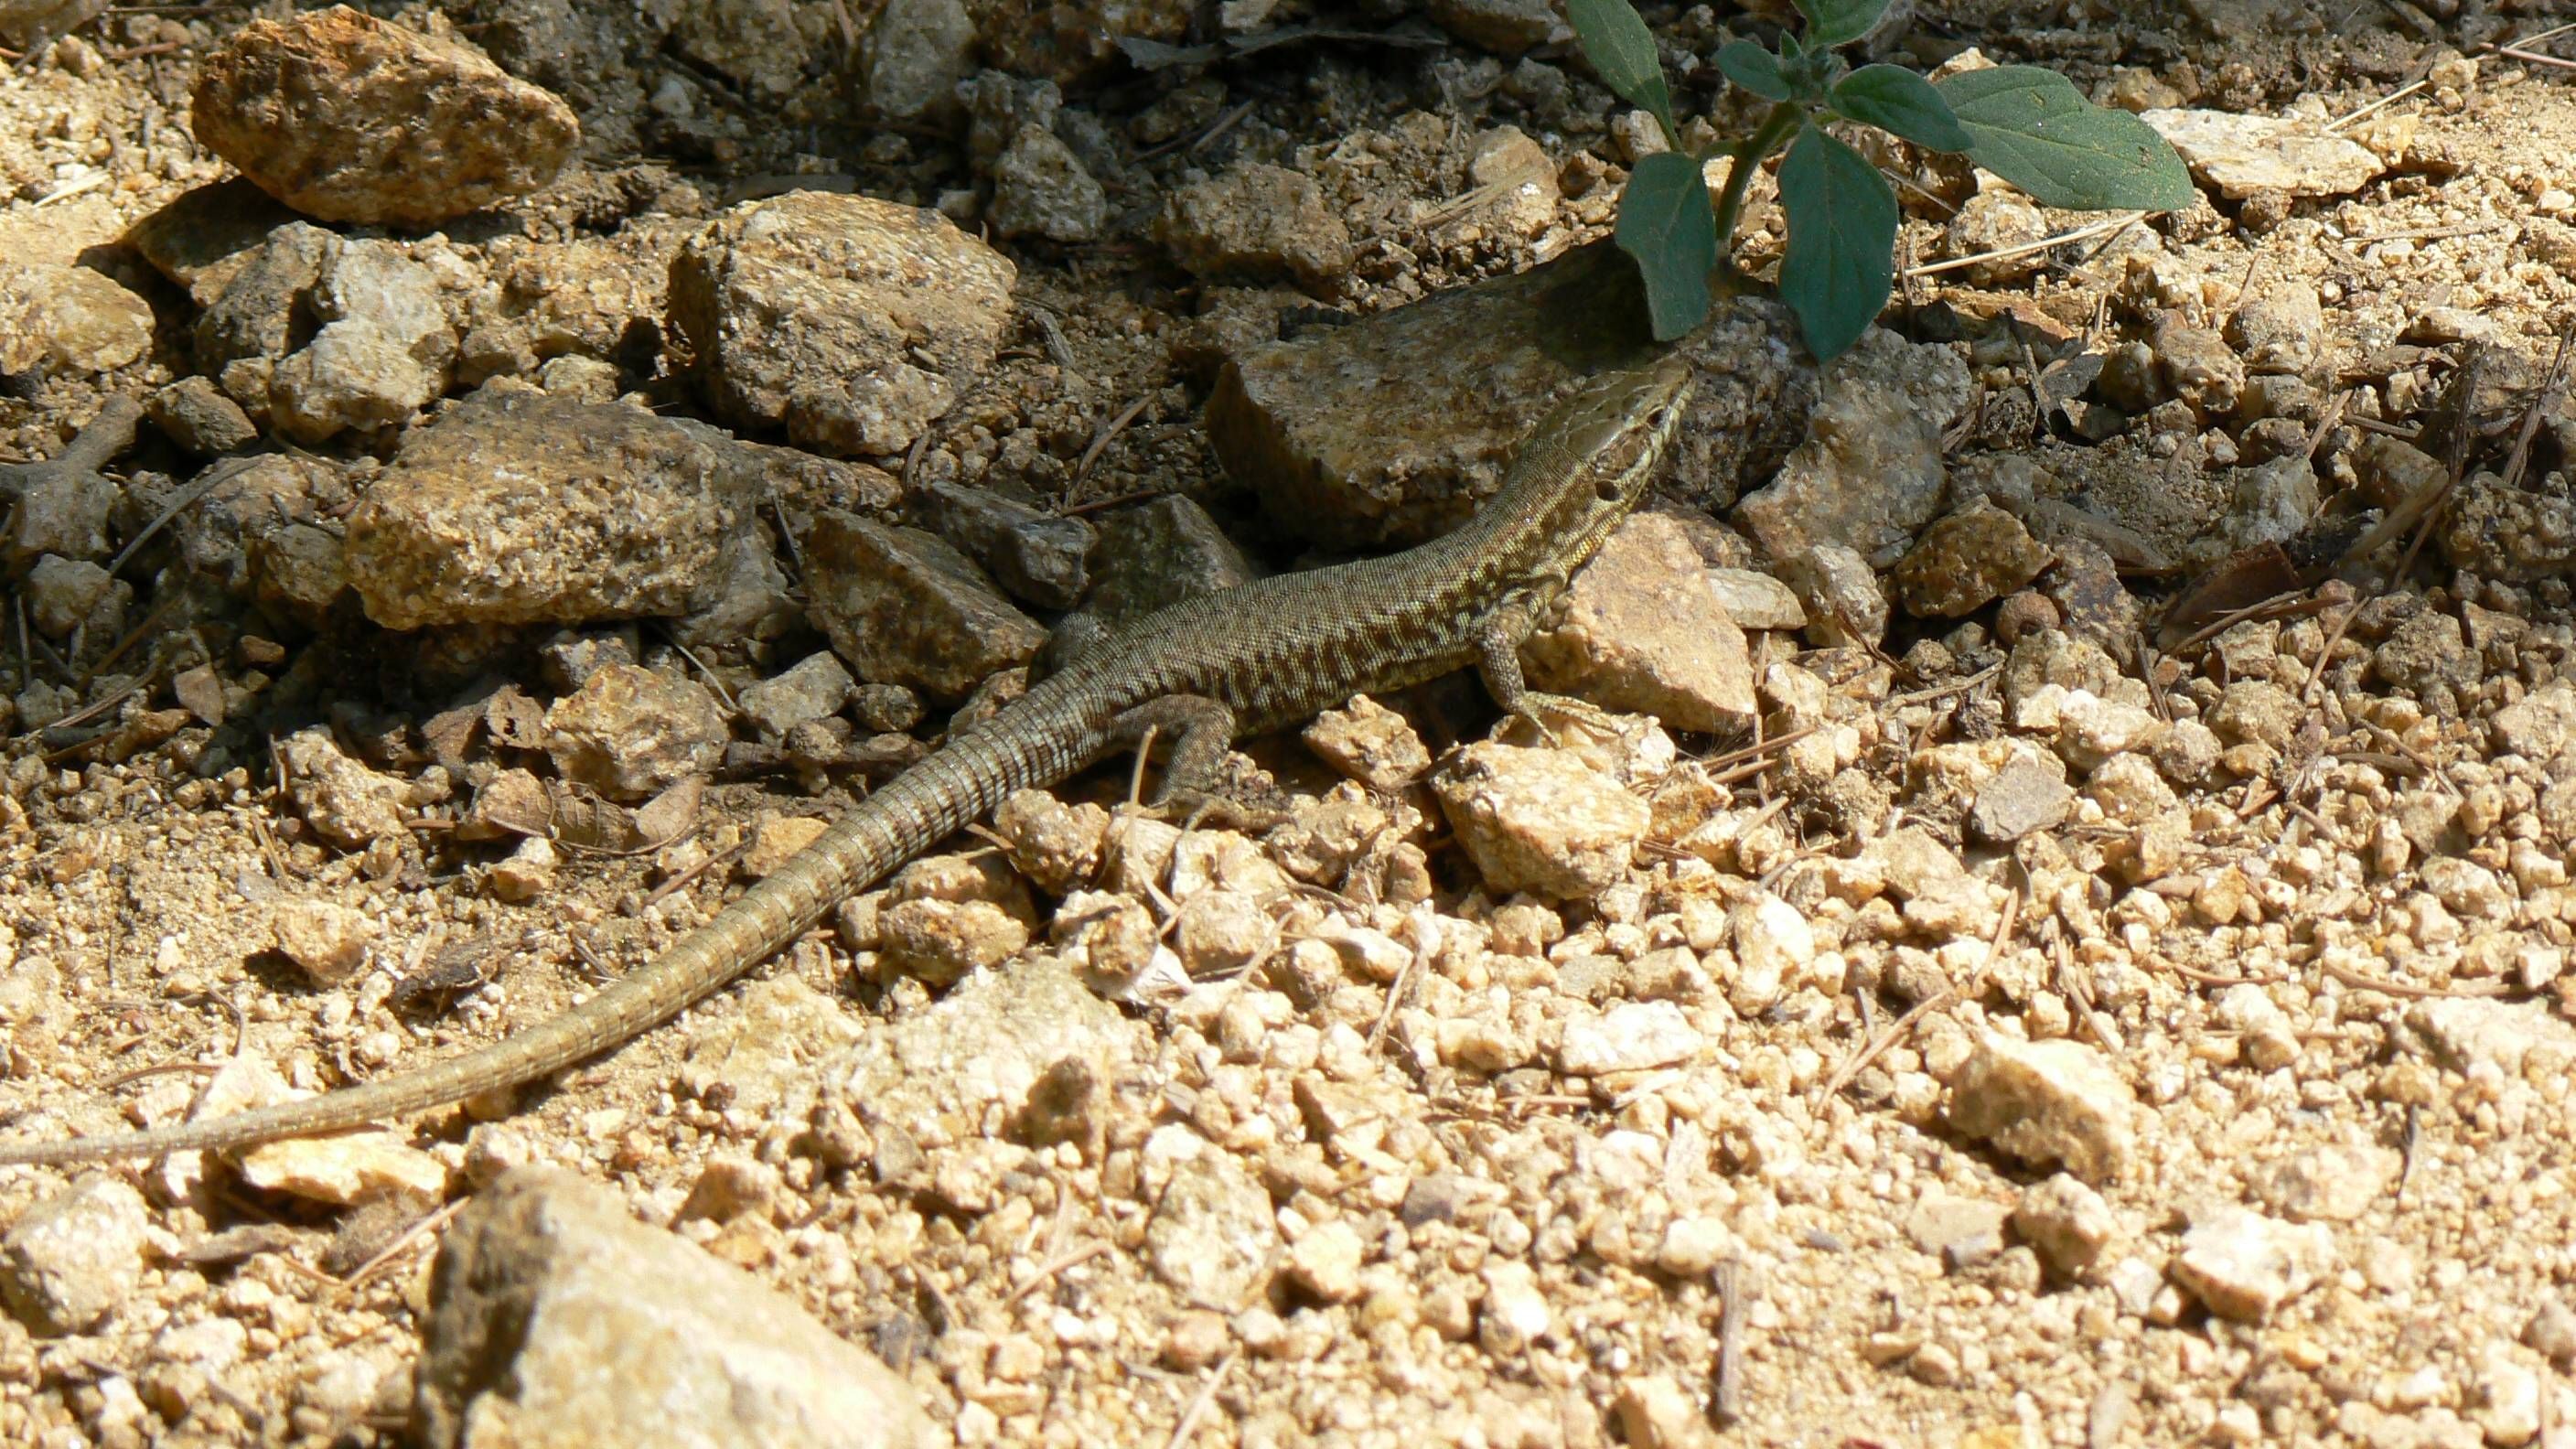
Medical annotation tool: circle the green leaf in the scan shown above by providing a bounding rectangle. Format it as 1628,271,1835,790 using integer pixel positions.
1615,151,1719,342
1716,40,1793,102
1934,65,2195,211
1777,123,1896,360
1830,64,1973,152
1564,0,1678,142
1793,0,1889,48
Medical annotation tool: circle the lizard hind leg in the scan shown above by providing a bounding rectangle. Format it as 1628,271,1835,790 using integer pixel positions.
1104,695,1289,830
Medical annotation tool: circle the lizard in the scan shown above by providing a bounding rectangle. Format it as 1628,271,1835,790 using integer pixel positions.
0,353,1694,1168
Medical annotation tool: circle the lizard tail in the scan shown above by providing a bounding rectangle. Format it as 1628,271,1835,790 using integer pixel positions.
0,719,1058,1167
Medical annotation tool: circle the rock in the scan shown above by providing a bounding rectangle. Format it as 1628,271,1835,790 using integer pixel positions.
664,0,804,100
345,392,762,629
675,1156,783,1224
2151,314,2243,419
1433,741,1649,898
0,1175,150,1336
0,263,152,376
1729,893,1815,1014
2403,997,2574,1079
2141,109,2385,199
270,317,439,444
1615,1375,1718,1449
416,1167,936,1449
2226,284,2324,375
1424,0,1561,54
1155,164,1353,291
1520,514,1755,731
2525,1300,2576,1365
989,125,1108,242
2169,1206,2333,1323
1207,247,1793,551
1559,999,1701,1075
2468,1341,2542,1448
2439,472,2576,583
271,899,379,984
2222,457,2319,554
737,652,855,740
2012,1174,2117,1279
23,556,123,639
2247,1142,2399,1222
1776,542,1889,648
1478,1260,1552,1357
1465,125,1561,239
2493,682,2576,764
976,0,1189,86
1905,1192,2009,1272
278,727,413,847
237,1132,448,1205
267,237,459,443
1970,756,2073,843
741,815,830,878
1285,1218,1365,1304
1947,1035,2138,1184
2372,610,2477,700
542,664,728,801
1036,496,1256,673
2,395,136,568
1144,1146,1279,1309
910,477,1092,610
1704,566,1805,629
669,191,1016,457
0,0,102,48
1303,695,1432,791
1733,327,1973,567
149,377,261,456
487,836,559,903
1893,497,2054,619
856,0,976,119
801,512,1046,702
2213,982,2301,1068
676,977,865,1122
1940,188,2050,284
192,5,579,225
876,853,1036,986
989,789,1111,896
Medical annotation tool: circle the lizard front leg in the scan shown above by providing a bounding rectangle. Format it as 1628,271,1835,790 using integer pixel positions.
1474,590,1618,744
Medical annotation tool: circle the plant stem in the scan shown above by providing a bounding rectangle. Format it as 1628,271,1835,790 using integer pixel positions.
1710,101,1804,280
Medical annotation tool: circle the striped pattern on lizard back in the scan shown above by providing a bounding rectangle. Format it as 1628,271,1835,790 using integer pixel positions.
0,354,1693,1166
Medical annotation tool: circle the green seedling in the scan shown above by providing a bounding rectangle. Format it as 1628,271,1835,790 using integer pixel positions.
1566,0,2195,359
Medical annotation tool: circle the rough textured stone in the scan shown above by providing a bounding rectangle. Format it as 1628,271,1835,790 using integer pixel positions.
669,191,1015,457
2141,109,2383,199
1155,164,1353,291
1433,741,1649,898
1893,498,2054,619
1521,513,1755,732
856,0,976,119
416,1167,936,1449
191,5,579,225
344,392,760,630
543,664,728,801
0,1175,150,1336
1208,247,1798,550
802,511,1046,701
1733,327,1974,568
0,263,152,376
0,0,106,48
1947,1035,2139,1184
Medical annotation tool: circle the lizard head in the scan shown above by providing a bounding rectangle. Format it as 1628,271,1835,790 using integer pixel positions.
1525,353,1694,555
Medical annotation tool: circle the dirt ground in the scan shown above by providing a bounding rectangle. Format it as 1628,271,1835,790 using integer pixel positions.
5,0,2576,1446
